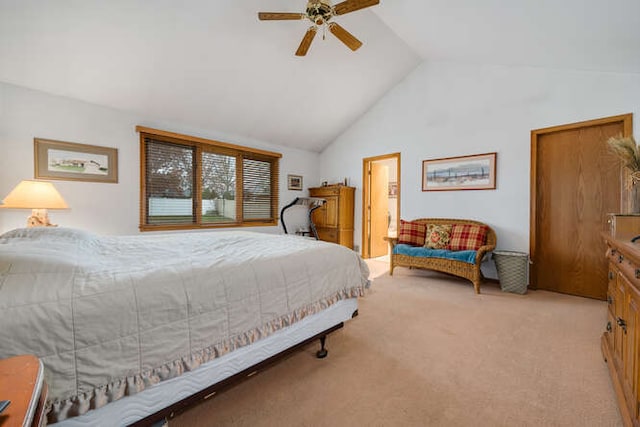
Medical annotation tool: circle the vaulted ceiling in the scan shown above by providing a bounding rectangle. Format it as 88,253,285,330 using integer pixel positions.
1,0,639,152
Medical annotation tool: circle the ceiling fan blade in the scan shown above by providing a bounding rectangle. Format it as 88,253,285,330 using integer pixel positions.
328,23,363,51
258,12,306,20
296,27,318,56
333,0,380,16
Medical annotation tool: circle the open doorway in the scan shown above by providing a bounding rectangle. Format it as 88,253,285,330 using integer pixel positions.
362,153,400,259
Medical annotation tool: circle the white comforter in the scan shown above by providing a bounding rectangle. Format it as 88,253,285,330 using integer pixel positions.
0,227,369,423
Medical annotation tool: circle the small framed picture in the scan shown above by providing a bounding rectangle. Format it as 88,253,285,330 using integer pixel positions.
34,138,118,183
388,181,398,198
287,174,303,191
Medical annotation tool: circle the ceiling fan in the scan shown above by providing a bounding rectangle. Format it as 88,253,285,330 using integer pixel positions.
258,0,380,56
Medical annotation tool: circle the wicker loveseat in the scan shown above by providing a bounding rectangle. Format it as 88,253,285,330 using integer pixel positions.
385,218,497,294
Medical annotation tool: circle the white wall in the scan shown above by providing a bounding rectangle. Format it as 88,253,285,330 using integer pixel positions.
0,82,320,235
320,60,640,275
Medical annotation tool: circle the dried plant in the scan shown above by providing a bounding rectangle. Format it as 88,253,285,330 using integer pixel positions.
608,136,640,187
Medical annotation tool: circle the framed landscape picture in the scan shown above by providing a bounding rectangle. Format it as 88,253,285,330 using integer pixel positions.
422,152,496,191
34,138,118,183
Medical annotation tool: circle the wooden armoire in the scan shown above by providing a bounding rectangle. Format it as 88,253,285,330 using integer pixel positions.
309,185,355,249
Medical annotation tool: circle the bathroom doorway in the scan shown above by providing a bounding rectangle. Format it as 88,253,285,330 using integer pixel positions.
362,153,400,259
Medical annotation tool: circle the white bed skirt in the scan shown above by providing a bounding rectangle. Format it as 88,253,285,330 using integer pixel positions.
52,298,358,426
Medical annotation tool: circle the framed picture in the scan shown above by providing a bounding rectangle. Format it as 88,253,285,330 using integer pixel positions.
422,152,496,191
388,181,398,198
34,138,118,183
287,174,303,191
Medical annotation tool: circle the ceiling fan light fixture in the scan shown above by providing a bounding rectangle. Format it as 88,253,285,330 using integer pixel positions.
306,0,333,26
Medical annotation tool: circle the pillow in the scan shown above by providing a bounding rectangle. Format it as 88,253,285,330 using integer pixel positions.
424,224,452,249
398,220,426,247
448,224,488,251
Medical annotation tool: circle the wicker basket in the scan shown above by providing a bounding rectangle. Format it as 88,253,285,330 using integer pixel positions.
493,251,529,294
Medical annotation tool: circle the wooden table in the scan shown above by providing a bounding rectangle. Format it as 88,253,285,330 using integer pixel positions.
0,355,48,427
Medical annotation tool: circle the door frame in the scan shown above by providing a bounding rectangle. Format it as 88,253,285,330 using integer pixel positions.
362,152,401,259
529,113,633,289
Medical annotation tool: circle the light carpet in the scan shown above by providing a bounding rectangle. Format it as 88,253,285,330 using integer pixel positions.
171,260,621,426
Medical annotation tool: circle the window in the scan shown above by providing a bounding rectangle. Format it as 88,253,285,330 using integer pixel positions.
138,126,281,231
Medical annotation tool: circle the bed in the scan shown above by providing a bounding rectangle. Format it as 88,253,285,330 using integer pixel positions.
0,227,370,425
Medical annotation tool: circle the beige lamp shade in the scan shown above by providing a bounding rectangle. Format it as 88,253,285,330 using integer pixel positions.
2,180,68,209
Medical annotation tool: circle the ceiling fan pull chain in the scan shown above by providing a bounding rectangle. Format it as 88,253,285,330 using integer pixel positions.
323,24,326,40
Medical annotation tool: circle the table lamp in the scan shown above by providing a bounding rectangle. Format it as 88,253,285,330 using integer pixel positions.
1,180,69,227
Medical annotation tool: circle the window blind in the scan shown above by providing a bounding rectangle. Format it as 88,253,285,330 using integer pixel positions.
138,127,281,231
145,139,195,225
201,151,237,224
243,158,273,220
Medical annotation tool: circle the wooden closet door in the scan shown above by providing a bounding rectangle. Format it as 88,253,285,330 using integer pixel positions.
531,115,630,300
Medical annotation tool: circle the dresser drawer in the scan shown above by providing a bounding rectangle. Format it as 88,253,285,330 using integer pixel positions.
310,187,339,197
608,264,616,317
317,228,338,243
610,249,640,289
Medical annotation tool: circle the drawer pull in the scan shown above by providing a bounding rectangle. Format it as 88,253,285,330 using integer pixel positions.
618,254,624,263
617,317,627,333
607,321,612,332
608,271,614,280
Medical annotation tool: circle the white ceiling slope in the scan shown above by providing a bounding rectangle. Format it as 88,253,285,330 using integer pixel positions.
0,0,420,152
374,0,640,74
1,1,639,153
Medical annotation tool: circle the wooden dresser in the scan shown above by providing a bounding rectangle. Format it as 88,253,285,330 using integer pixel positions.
309,185,355,249
602,234,640,426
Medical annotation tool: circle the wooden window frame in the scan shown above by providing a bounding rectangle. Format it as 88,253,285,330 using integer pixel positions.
137,126,281,232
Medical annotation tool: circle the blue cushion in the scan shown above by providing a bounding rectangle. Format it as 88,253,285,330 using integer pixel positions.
393,244,477,264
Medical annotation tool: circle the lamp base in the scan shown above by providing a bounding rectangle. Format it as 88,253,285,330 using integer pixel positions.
27,209,57,228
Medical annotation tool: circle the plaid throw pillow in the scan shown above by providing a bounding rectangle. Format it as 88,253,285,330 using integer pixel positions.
398,220,426,246
424,224,452,249
448,224,488,251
